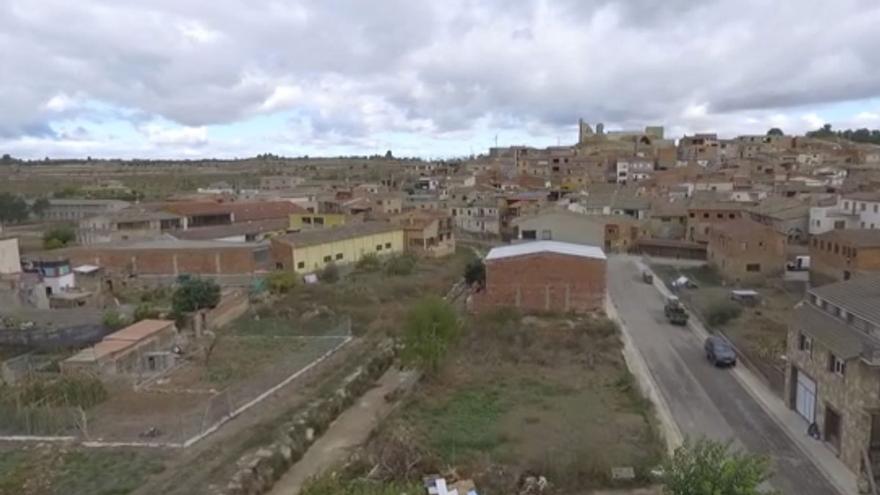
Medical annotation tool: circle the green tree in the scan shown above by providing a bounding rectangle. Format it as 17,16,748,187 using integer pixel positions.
766,127,784,136
401,296,459,375
31,197,50,218
662,438,777,495
171,277,221,314
43,225,76,249
464,258,485,287
0,193,29,224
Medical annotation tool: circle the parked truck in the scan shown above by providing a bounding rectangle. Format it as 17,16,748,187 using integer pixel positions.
664,296,689,325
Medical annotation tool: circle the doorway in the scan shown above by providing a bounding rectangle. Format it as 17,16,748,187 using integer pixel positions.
824,405,842,453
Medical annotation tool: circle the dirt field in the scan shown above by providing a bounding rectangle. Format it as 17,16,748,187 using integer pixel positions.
359,311,665,494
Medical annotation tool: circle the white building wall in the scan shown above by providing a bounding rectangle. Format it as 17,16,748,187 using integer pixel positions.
0,238,21,274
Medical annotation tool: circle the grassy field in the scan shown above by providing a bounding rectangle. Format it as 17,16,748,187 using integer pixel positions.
0,446,166,495
364,311,664,494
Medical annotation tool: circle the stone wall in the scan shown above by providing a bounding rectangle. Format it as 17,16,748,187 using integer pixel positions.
218,342,395,495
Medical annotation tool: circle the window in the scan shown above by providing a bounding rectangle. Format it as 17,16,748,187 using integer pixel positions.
746,263,761,272
717,213,723,219
862,203,867,212
276,262,284,270
385,242,391,249
314,217,325,225
376,244,383,251
335,253,343,260
828,353,846,376
303,217,312,224
297,261,305,269
703,213,709,219
521,229,537,240
844,201,850,209
875,204,879,213
541,229,552,240
729,213,736,219
323,255,332,263
798,333,813,354
689,212,695,218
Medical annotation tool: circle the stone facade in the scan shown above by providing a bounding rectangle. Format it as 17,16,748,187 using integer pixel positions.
785,325,880,475
809,230,880,286
706,218,786,284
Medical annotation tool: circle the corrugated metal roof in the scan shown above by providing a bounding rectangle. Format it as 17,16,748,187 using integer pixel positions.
485,241,606,261
810,275,880,324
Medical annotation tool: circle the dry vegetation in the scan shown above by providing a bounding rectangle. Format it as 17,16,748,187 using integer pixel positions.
349,310,665,494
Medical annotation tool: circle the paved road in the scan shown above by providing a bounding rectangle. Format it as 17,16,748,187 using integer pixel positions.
608,257,838,495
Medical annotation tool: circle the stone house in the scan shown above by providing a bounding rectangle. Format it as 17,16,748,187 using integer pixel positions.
706,218,786,284
809,230,880,286
809,193,880,235
747,196,810,243
686,200,749,244
393,210,455,258
784,276,880,481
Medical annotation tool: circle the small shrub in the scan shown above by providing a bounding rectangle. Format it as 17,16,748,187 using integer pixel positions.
102,309,129,330
385,254,417,276
267,271,298,294
42,225,76,249
133,303,159,322
464,258,485,286
355,253,382,272
320,263,340,283
706,299,743,326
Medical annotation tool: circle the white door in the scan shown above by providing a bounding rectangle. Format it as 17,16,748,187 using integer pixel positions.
795,371,817,424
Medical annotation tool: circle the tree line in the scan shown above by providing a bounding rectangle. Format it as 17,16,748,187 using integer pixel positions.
0,193,48,224
807,123,880,145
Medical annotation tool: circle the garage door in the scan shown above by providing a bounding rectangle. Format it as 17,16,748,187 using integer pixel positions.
795,370,817,424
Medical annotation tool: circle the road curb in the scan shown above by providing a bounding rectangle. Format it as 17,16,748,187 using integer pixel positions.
637,261,856,495
606,295,684,455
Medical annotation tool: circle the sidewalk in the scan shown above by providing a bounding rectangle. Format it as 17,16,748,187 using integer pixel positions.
637,259,860,495
268,368,419,495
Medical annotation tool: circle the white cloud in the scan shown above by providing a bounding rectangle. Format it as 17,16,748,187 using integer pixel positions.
177,21,222,44
2,0,880,156
140,123,208,146
44,93,78,112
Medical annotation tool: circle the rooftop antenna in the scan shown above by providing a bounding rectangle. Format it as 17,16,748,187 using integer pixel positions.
494,134,498,147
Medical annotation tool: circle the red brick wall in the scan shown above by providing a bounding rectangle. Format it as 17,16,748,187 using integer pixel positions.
68,247,258,275
478,252,606,313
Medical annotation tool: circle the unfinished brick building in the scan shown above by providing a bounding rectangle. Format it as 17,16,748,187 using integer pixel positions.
475,241,606,314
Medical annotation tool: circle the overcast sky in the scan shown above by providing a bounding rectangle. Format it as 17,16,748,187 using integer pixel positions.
4,0,880,159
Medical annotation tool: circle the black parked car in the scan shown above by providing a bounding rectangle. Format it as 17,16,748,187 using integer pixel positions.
704,336,737,367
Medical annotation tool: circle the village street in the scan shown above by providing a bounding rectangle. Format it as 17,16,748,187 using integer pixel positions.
607,256,842,495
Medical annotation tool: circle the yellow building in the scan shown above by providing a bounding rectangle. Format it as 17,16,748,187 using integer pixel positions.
288,212,347,231
271,221,404,273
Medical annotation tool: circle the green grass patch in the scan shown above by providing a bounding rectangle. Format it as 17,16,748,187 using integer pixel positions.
407,386,508,462
301,474,422,495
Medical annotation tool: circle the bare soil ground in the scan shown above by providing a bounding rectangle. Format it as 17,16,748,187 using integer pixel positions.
357,311,664,495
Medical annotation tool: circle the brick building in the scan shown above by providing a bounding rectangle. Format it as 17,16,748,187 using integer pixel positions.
686,200,749,243
66,239,271,277
162,201,303,227
475,241,606,314
62,319,178,379
707,218,787,284
784,277,880,481
809,230,880,286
